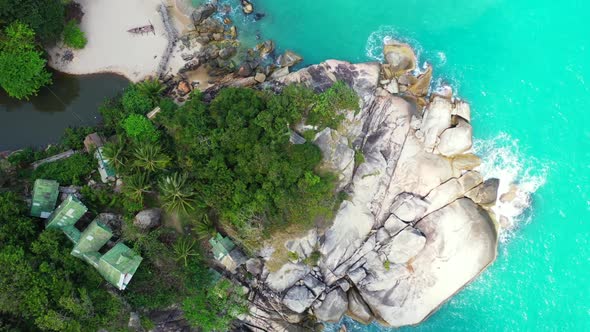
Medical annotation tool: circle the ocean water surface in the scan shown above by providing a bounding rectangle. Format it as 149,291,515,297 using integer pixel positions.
202,0,590,330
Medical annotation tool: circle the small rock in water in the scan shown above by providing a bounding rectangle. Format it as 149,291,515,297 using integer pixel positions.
254,12,266,21
242,0,254,14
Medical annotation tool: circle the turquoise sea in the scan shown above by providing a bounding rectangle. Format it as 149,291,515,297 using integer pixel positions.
197,0,590,330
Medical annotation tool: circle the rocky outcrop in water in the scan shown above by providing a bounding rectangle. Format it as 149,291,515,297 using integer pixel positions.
240,42,499,329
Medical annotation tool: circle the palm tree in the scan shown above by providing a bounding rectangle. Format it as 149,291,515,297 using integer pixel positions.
193,214,216,240
158,173,196,213
101,139,127,173
136,78,166,105
123,173,151,204
173,236,199,267
132,144,170,173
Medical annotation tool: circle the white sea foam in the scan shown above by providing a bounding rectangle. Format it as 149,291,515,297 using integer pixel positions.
473,132,548,242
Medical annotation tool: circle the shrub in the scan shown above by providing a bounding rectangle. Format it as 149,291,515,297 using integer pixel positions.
62,20,87,49
354,149,365,168
122,114,160,143
31,153,94,185
122,86,154,114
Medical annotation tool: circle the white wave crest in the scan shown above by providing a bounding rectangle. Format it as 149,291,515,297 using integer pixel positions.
473,132,548,242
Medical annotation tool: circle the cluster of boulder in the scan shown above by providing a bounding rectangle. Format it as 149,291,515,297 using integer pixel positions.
165,2,304,102
239,41,501,329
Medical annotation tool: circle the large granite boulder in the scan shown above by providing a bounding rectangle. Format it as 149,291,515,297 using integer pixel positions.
266,263,310,292
191,3,216,26
466,178,500,205
278,50,303,68
437,118,473,156
380,227,426,264
358,198,497,326
347,288,373,324
382,40,417,75
420,96,453,153
313,288,348,322
133,208,161,230
390,193,429,223
282,286,316,313
313,128,355,189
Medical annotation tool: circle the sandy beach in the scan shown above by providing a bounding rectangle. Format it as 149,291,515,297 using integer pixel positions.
48,0,193,83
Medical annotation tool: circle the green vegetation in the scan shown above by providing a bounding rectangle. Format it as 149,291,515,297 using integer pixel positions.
288,251,300,261
0,79,358,331
122,114,160,143
0,193,125,331
62,20,87,49
31,153,94,186
0,0,66,44
354,149,365,168
384,260,391,271
0,22,52,100
182,279,248,332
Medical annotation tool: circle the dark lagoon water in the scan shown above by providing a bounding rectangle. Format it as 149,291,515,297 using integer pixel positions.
0,72,128,151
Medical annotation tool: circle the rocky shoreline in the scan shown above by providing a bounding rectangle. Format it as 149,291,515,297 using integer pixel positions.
229,44,499,330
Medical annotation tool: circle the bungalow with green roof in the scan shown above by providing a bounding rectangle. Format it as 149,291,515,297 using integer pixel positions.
95,147,116,183
71,219,113,266
30,179,60,218
209,233,247,273
46,195,88,230
98,243,143,290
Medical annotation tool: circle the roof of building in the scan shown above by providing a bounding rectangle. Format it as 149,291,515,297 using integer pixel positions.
62,225,81,244
71,220,112,259
98,243,143,290
95,147,116,181
84,133,105,152
30,179,60,218
289,131,307,145
46,195,88,229
209,233,236,261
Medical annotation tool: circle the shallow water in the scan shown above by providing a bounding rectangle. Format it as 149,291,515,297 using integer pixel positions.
207,0,590,330
0,72,128,151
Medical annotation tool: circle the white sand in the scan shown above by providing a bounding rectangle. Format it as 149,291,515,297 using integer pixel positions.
48,0,177,82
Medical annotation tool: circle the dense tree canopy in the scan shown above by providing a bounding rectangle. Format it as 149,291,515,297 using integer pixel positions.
0,0,65,44
0,22,52,100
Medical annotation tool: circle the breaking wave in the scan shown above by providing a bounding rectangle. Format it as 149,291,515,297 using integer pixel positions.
473,132,548,242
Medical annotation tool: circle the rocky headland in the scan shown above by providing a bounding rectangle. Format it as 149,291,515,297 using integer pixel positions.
236,42,500,330
44,1,501,329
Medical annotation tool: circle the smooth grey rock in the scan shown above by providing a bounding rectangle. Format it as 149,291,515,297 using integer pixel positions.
282,286,316,313
421,96,453,153
303,275,326,296
452,100,471,122
347,267,367,285
191,3,217,26
382,40,417,74
380,227,426,264
423,171,483,215
376,228,390,243
246,258,263,275
266,263,310,292
383,214,408,236
347,288,373,324
314,128,355,189
313,288,348,323
278,50,303,67
337,279,351,292
390,193,429,222
437,118,473,157
128,312,141,331
358,198,497,327
133,208,161,230
466,178,500,205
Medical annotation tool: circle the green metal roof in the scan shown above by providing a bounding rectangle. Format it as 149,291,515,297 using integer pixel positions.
30,179,59,218
209,233,236,261
98,243,143,290
62,225,81,244
71,220,112,259
46,195,88,229
46,195,88,230
95,147,116,178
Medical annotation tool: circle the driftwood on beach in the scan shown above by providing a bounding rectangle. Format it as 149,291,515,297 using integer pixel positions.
157,5,179,77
